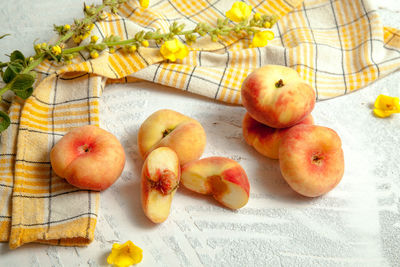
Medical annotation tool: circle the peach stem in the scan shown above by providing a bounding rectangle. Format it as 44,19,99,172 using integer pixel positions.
275,79,284,88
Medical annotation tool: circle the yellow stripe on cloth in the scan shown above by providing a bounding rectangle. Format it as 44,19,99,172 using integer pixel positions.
0,0,399,249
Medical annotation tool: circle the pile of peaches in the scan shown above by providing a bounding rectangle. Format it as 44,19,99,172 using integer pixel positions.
50,64,344,224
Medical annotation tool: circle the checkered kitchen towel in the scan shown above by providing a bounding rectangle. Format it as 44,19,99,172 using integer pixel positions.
1,0,400,248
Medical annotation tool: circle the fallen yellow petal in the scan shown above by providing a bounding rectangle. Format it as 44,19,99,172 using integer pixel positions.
373,94,400,118
107,241,143,267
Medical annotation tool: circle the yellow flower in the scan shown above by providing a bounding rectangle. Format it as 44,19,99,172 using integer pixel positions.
107,241,143,267
226,2,252,22
254,12,261,21
91,35,99,43
109,47,116,54
41,43,47,49
90,50,99,59
141,40,149,47
51,45,62,56
160,38,189,62
64,24,71,31
373,94,400,118
251,30,274,47
140,0,149,8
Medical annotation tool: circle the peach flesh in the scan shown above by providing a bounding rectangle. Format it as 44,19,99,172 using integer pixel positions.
141,147,180,223
181,157,250,210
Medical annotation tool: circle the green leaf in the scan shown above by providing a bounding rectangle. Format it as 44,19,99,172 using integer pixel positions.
2,62,23,83
10,73,35,92
0,110,11,133
10,50,25,64
13,87,33,99
0,34,10,40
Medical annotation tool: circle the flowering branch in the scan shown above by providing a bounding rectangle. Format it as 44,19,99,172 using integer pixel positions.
0,1,278,132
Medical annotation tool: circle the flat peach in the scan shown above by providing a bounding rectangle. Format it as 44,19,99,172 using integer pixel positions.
242,112,314,159
50,125,125,191
279,124,344,197
241,65,315,128
138,109,206,165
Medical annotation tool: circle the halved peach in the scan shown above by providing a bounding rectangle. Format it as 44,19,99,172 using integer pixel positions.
181,157,250,210
141,147,180,223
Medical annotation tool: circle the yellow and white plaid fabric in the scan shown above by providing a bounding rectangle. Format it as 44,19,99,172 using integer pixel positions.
1,0,399,248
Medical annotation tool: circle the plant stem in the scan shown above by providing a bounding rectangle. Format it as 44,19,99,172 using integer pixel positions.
56,4,106,46
23,54,45,74
61,23,257,56
0,83,12,97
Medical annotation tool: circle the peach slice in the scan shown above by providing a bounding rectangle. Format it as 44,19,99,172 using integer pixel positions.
138,109,206,165
279,124,345,197
242,112,314,159
181,157,250,210
141,147,181,223
241,65,316,128
50,125,125,191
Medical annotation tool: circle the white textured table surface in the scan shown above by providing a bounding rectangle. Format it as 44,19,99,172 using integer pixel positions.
1,1,400,266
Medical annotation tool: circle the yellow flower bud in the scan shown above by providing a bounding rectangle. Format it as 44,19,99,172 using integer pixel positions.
91,35,99,43
90,51,99,59
41,43,47,49
141,40,149,47
128,45,137,53
109,47,116,54
73,35,82,44
263,21,271,28
64,24,71,31
34,44,41,50
254,13,261,21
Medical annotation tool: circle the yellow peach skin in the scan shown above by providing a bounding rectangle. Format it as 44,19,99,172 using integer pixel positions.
50,125,125,191
181,157,250,210
138,109,206,165
241,65,316,128
141,147,181,223
279,124,344,197
242,112,314,159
